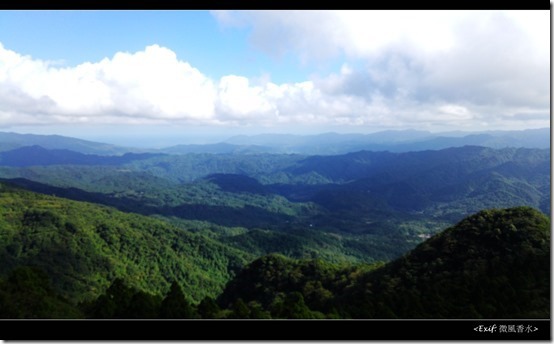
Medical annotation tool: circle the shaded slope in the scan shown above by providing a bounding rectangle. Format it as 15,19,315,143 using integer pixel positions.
281,147,550,216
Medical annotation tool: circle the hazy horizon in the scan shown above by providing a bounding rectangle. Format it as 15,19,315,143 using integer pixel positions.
0,125,549,148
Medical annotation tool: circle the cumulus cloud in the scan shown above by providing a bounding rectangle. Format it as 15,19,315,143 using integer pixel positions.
0,44,216,124
213,10,550,130
0,42,401,129
216,75,275,120
0,10,550,133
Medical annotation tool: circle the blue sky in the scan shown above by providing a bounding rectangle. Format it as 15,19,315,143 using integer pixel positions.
0,10,549,146
0,11,310,82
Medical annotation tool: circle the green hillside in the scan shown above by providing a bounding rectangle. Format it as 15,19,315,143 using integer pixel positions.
218,207,550,319
0,183,252,304
339,206,550,318
0,145,547,268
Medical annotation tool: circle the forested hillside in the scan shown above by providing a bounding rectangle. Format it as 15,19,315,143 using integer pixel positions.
1,201,547,319
0,131,549,320
0,145,548,239
0,184,251,304
217,207,550,319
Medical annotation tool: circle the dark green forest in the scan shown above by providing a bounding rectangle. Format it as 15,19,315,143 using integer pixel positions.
0,138,549,319
0,145,548,262
0,184,252,304
0,188,548,318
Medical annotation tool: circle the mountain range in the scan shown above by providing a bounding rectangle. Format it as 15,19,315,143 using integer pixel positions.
0,128,548,156
0,128,549,321
216,128,550,155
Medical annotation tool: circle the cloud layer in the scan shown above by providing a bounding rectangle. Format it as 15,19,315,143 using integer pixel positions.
0,10,549,132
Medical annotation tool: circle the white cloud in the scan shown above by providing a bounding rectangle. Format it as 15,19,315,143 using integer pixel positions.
212,10,550,131
216,75,274,119
0,42,397,129
0,43,218,125
438,104,472,120
0,9,550,133
214,10,548,62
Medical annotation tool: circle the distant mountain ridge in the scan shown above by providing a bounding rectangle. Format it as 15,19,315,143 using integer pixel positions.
0,128,548,156
161,142,276,155
0,145,162,167
0,132,138,155
222,128,550,154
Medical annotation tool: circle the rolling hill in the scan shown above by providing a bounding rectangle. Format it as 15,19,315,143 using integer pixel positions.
218,207,550,319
